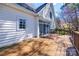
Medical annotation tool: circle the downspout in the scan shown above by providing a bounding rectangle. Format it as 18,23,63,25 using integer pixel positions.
35,14,40,38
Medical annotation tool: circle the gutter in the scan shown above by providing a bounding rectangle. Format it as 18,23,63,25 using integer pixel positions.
1,3,37,16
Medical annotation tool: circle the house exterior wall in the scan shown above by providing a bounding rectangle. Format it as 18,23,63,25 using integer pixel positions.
37,4,56,30
0,3,56,47
0,4,37,47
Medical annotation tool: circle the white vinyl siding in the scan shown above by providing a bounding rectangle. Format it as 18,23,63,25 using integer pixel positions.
0,4,36,47
0,19,26,47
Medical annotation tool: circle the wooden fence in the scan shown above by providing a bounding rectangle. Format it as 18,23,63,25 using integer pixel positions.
71,31,79,55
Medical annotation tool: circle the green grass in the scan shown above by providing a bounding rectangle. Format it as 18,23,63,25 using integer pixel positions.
55,29,69,35
60,31,65,35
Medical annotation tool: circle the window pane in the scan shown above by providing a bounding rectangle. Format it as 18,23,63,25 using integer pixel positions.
50,12,52,19
19,19,26,29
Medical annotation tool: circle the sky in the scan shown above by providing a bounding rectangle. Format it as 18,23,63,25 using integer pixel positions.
31,3,44,9
53,3,64,17
27,3,44,9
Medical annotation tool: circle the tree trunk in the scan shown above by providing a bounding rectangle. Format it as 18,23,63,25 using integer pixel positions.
74,9,78,31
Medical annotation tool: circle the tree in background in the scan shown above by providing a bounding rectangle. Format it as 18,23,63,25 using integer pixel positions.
55,17,61,29
67,3,79,31
61,3,79,31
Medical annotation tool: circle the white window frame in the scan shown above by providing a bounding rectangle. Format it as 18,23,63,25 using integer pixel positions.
17,18,26,31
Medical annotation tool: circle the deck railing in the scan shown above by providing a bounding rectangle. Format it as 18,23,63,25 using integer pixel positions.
71,31,79,55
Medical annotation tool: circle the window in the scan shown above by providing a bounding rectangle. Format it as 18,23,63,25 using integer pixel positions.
50,12,52,19
19,19,26,29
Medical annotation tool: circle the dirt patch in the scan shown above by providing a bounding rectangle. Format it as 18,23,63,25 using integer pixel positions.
0,38,59,56
0,35,77,56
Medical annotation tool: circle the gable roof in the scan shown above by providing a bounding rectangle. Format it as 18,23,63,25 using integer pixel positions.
17,3,47,13
35,3,47,13
17,3,35,12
